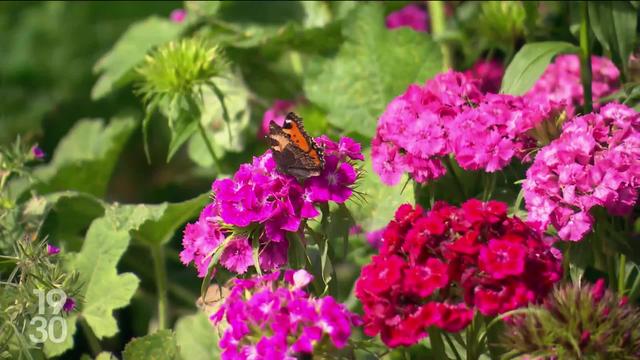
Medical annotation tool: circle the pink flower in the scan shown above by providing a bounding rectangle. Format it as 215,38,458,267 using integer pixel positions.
526,55,619,116
213,271,357,359
47,244,60,255
260,99,296,137
63,297,76,313
464,59,504,94
220,236,253,274
386,4,429,32
307,156,357,203
524,103,640,241
170,9,187,23
31,145,45,159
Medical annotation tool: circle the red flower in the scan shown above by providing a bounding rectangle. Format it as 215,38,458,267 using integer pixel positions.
479,239,527,279
355,200,562,348
403,258,449,297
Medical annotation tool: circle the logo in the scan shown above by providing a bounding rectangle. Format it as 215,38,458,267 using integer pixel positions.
268,112,324,180
28,289,69,344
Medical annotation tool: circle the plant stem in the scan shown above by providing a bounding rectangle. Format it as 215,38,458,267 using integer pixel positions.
150,244,168,330
444,156,466,200
579,1,593,113
79,317,101,356
618,254,627,294
428,1,452,70
197,121,223,173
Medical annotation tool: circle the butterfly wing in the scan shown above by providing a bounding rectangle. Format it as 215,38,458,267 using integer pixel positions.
268,113,324,180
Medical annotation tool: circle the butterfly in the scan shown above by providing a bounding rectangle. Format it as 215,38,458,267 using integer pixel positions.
268,112,325,180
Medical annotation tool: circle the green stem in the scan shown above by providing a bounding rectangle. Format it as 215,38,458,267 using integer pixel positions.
444,156,466,200
579,1,593,113
150,244,168,330
197,121,223,173
428,1,452,70
618,254,627,294
79,317,101,356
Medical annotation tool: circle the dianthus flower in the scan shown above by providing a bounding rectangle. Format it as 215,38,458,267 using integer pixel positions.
259,99,297,137
524,103,640,241
526,54,619,116
372,71,483,185
385,4,429,32
355,200,562,347
212,270,360,359
448,94,563,171
464,59,504,94
181,137,363,277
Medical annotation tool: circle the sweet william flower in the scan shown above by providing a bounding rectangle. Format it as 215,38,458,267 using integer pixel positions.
524,103,640,241
260,99,297,137
479,239,527,279
213,270,358,359
181,136,363,278
464,59,504,94
386,4,429,32
356,200,561,347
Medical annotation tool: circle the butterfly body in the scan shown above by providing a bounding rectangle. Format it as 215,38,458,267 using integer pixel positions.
268,112,324,180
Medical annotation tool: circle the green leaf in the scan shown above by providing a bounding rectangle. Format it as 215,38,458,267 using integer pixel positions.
304,3,443,138
175,312,220,360
122,330,179,360
43,203,183,356
166,95,200,162
28,117,137,198
588,1,637,79
348,148,414,233
187,75,251,167
501,41,579,95
92,17,183,99
39,191,105,252
134,193,210,246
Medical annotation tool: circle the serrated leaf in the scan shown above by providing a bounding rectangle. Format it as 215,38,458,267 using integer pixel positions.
501,41,579,95
134,193,210,246
304,3,442,138
588,1,637,79
348,148,414,232
175,312,220,360
28,117,137,198
43,203,182,356
92,17,183,99
187,76,251,167
122,330,179,360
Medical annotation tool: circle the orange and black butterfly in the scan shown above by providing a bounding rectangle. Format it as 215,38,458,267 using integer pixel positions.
268,112,324,180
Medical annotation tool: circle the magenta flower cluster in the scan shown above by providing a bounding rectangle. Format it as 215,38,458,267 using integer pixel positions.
385,4,429,32
212,270,359,359
180,137,363,277
372,71,563,185
524,103,640,241
526,54,620,117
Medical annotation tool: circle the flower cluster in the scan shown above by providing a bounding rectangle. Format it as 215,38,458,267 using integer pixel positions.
447,94,562,171
212,270,359,359
372,71,564,184
385,4,429,32
372,71,483,185
524,103,640,241
355,200,562,347
526,54,620,117
501,280,640,358
181,137,363,277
